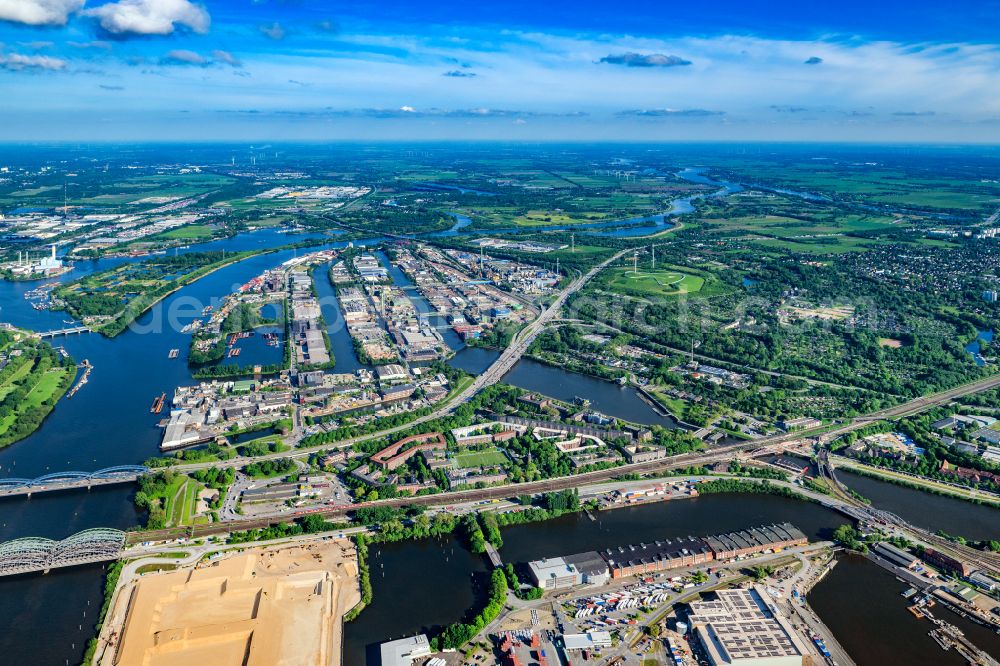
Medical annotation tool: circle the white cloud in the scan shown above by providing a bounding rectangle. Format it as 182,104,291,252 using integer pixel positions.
0,0,83,26
211,49,241,67
161,49,205,65
259,22,285,40
0,52,67,71
83,0,209,36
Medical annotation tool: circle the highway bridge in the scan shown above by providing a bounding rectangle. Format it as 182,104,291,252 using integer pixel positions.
0,466,148,498
36,326,92,339
0,528,125,577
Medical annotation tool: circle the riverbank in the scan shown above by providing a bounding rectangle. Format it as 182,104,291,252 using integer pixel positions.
0,337,76,449
833,454,1000,508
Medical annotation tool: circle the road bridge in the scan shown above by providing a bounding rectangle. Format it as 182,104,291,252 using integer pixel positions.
0,528,125,577
36,326,92,338
0,465,148,498
484,542,503,568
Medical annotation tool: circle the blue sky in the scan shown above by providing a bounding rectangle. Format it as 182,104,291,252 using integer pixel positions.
1,0,999,141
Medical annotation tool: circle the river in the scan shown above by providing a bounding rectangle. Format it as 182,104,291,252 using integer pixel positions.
810,553,1000,666
0,223,996,665
838,469,1000,541
420,167,744,239
449,347,680,428
343,492,846,665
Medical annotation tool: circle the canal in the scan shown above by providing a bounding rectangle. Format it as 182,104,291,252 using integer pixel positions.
344,492,847,665
838,469,1000,541
314,260,365,374
449,347,680,428
810,553,1000,666
377,249,464,351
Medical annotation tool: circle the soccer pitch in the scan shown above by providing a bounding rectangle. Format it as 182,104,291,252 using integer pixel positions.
454,448,509,468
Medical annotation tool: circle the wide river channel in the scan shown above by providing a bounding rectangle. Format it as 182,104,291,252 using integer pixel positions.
0,214,997,664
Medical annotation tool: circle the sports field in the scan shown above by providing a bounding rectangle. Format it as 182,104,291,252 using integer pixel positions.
455,448,509,468
606,267,705,297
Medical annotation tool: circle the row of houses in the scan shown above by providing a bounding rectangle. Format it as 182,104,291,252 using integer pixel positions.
369,432,447,471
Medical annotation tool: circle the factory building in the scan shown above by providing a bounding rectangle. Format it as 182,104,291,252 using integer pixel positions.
564,551,611,586
528,524,809,587
872,542,919,570
7,244,67,277
689,587,810,666
703,523,808,561
603,536,713,579
528,557,582,590
379,634,431,666
528,551,611,590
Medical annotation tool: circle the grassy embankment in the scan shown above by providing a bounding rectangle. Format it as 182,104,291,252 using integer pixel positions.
56,250,268,337
0,340,76,448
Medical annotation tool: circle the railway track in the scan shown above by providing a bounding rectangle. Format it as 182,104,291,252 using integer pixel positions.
127,372,1000,547
819,452,1000,574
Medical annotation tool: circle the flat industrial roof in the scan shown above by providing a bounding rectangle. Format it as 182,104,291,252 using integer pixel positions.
689,587,807,665
563,631,612,651
380,634,431,666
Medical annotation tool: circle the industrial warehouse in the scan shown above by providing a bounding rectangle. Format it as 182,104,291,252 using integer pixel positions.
689,587,810,666
529,523,808,589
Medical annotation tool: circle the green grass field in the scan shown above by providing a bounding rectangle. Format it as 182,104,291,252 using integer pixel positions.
455,448,509,468
155,224,215,240
0,359,33,401
0,362,73,443
646,388,688,419
606,267,705,298
747,235,886,254
163,476,207,526
23,369,68,408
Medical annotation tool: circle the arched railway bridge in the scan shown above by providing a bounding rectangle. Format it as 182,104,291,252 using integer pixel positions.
818,451,1000,572
0,466,148,498
0,528,125,577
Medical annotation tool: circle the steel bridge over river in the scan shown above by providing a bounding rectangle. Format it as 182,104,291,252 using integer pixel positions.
0,465,148,498
0,529,126,576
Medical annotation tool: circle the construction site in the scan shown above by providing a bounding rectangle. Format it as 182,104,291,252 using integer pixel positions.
96,541,360,666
